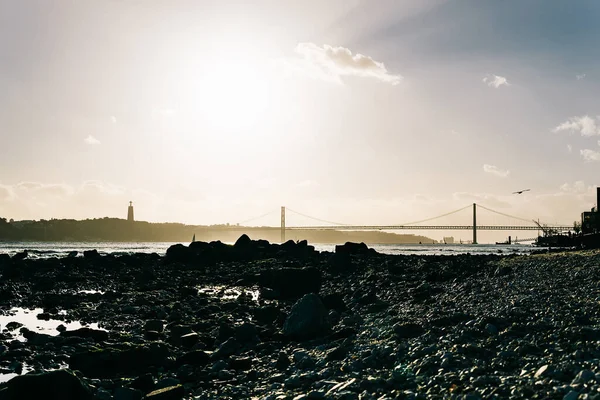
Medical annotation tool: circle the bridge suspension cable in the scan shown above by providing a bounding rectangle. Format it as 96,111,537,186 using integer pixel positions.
394,204,473,226
285,208,349,226
237,210,278,226
476,204,570,227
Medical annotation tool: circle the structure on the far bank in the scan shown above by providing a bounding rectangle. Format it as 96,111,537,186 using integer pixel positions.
581,187,600,234
127,201,134,222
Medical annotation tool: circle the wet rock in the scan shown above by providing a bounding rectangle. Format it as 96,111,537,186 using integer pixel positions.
0,369,93,400
283,293,330,340
60,327,109,342
259,267,321,299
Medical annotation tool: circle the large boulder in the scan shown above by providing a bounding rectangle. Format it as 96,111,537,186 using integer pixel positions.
165,244,193,263
0,369,93,400
259,267,321,299
342,242,378,255
283,293,330,340
335,242,377,256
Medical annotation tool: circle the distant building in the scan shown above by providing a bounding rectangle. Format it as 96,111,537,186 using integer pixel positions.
443,236,454,244
581,187,600,234
127,201,134,222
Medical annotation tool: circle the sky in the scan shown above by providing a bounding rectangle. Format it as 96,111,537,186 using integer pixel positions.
1,0,599,242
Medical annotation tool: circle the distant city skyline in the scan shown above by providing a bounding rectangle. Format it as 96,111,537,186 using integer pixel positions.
1,0,600,242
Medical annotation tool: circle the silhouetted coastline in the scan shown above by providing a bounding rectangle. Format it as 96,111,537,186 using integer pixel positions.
0,217,436,244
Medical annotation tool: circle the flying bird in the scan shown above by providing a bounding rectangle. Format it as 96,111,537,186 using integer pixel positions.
512,189,531,195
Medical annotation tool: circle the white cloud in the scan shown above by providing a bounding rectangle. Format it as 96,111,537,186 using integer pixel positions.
284,43,402,85
110,116,117,124
483,164,510,178
577,74,586,80
560,180,587,193
567,144,572,153
483,75,509,88
580,149,600,162
553,115,600,136
84,135,101,145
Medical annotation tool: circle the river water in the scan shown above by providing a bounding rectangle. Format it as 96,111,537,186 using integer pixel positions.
0,241,534,258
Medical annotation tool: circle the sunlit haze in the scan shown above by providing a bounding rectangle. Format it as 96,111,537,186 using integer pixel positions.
1,0,600,242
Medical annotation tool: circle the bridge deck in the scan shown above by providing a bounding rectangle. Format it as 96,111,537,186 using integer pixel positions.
286,225,571,231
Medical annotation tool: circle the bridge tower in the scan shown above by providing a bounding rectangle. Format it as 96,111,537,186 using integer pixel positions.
281,206,286,243
472,203,477,244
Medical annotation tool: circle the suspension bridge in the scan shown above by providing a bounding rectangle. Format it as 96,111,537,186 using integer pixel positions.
236,203,572,244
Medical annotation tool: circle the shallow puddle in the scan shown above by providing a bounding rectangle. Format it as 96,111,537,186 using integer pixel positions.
0,308,103,342
197,286,260,302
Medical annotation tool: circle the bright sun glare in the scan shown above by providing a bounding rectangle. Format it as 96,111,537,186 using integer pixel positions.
198,60,273,132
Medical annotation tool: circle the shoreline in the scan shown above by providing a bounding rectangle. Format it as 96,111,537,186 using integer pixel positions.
1,237,597,399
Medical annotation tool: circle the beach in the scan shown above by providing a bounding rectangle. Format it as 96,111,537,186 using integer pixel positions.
0,237,598,399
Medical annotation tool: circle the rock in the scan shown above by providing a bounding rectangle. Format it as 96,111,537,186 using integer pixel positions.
12,250,28,261
165,244,193,263
234,234,252,248
60,327,109,342
144,320,164,333
259,267,321,299
214,338,241,358
283,293,330,340
179,332,199,348
67,251,78,258
114,387,143,400
393,322,425,339
485,323,498,335
334,242,377,256
321,293,347,312
563,391,579,400
235,322,260,344
573,369,596,384
534,364,550,378
176,350,211,367
69,343,170,378
144,330,161,341
230,356,253,371
83,249,100,258
5,321,23,331
130,374,155,394
0,369,93,400
155,378,180,390
276,352,291,370
144,385,184,400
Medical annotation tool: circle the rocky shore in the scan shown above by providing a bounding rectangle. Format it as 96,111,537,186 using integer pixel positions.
1,236,600,399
